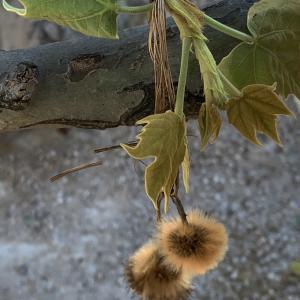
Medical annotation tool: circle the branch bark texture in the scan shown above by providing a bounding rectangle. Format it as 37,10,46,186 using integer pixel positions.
0,0,253,131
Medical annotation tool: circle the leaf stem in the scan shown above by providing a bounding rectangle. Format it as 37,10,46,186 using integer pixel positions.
218,69,242,97
116,3,153,14
116,4,253,43
171,195,188,225
175,37,192,118
203,14,253,43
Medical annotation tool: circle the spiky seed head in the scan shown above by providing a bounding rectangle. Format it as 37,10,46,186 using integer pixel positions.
157,210,228,276
125,240,192,300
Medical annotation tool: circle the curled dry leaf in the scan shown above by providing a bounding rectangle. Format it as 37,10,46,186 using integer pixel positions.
121,111,189,211
199,103,222,150
226,84,293,146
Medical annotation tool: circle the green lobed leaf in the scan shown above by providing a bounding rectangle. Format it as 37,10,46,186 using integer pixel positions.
225,84,293,146
219,0,300,100
3,0,118,39
121,111,188,211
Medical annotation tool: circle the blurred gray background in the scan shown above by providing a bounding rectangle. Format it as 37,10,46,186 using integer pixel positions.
0,1,299,300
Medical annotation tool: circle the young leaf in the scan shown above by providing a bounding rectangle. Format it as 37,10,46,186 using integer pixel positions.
225,84,293,146
219,0,300,100
194,38,228,108
166,0,204,38
2,0,118,39
193,38,225,149
121,111,188,211
199,102,222,150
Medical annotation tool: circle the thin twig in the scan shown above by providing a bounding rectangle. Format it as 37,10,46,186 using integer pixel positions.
50,160,103,182
173,174,179,196
156,193,163,223
171,195,188,225
94,141,137,153
171,174,188,225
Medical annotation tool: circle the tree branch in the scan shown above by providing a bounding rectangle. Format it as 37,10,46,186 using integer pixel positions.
0,0,253,131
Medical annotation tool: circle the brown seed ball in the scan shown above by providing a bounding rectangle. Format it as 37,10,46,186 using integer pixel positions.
157,210,228,276
125,240,192,300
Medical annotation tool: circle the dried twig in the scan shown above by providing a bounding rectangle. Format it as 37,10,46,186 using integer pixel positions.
171,174,188,224
94,141,137,153
156,193,163,223
50,160,103,182
171,195,188,225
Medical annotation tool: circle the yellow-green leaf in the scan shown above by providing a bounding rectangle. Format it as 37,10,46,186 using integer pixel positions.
2,0,118,39
226,84,293,145
199,103,222,150
219,0,300,100
121,111,188,210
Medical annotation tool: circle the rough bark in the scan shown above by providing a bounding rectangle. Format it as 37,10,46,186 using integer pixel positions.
0,0,253,131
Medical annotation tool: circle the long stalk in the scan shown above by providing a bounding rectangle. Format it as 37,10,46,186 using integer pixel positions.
203,14,253,43
175,37,192,118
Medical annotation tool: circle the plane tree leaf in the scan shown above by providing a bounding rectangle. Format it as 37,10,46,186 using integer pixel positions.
219,0,300,100
2,0,118,39
225,84,293,146
121,111,188,211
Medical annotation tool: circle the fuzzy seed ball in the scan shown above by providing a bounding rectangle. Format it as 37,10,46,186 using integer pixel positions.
157,210,228,276
125,240,192,300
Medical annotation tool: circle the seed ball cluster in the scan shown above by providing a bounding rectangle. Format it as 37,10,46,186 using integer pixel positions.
157,210,228,276
125,240,192,300
125,210,228,300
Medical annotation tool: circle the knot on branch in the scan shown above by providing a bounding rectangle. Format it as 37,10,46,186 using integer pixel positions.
0,62,39,111
66,54,104,82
